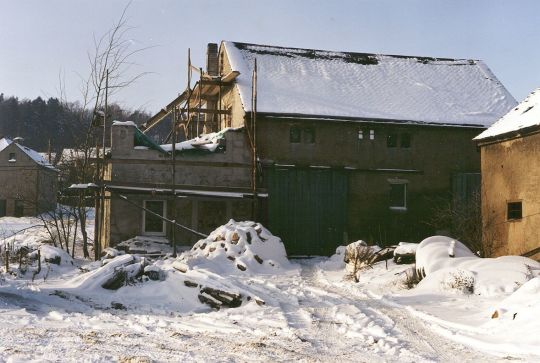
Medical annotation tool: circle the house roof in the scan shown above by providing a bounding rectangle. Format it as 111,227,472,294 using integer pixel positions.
223,41,517,127
0,137,57,171
474,88,540,141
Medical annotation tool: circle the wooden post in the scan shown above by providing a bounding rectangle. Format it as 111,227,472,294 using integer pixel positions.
171,106,177,257
198,67,203,135
187,49,192,139
251,59,258,220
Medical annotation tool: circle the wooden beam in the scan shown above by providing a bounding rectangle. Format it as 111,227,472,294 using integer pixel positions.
141,90,189,132
189,108,230,115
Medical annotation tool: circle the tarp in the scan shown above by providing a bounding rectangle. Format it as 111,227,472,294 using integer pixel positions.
134,127,167,153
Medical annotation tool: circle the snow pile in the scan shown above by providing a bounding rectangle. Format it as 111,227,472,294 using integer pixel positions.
34,245,73,266
64,254,146,291
116,235,173,256
51,221,292,312
475,88,540,140
480,277,540,354
394,242,418,256
415,236,540,295
176,220,292,274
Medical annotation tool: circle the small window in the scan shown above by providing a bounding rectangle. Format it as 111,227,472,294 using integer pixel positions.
387,133,398,148
144,200,166,235
8,153,16,162
389,182,407,210
358,130,364,140
290,126,301,143
507,201,522,220
369,129,375,140
401,133,411,148
303,127,315,143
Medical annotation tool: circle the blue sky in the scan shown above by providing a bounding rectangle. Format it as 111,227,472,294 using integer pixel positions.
1,0,539,113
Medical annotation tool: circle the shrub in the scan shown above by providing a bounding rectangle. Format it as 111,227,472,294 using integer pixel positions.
402,266,422,289
441,269,475,294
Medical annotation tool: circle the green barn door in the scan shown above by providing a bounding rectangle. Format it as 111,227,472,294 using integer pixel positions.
268,168,348,256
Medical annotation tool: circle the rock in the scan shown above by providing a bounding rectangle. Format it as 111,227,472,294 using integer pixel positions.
200,242,207,250
246,232,252,244
200,286,242,308
111,301,126,310
254,255,263,264
209,247,216,253
143,266,162,281
184,280,198,288
491,310,499,319
198,293,222,310
231,232,240,242
172,261,188,273
227,255,236,261
237,264,247,271
45,255,61,265
393,253,416,265
102,269,127,290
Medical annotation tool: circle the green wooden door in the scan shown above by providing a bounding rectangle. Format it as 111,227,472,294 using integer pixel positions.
267,168,348,256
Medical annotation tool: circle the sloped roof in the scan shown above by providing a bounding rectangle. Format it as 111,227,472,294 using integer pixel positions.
223,41,516,127
0,137,57,171
474,88,540,141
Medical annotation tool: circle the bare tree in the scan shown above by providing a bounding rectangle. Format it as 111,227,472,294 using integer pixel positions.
59,3,150,260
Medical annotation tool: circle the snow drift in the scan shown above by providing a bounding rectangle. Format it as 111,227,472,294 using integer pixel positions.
415,236,540,295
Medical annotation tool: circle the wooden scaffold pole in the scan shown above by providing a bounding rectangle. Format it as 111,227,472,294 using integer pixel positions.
251,59,258,219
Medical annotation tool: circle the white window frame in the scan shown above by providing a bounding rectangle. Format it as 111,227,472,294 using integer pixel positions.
142,200,167,236
388,179,408,211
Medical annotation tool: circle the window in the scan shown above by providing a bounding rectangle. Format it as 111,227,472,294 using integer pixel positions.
389,181,407,210
507,201,522,220
290,126,301,143
303,127,315,143
358,130,364,140
369,129,375,140
400,133,411,148
8,153,16,162
14,200,24,217
387,133,398,148
143,200,166,235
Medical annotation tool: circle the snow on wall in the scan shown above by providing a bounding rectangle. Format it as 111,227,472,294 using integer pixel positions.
224,41,516,127
474,88,540,140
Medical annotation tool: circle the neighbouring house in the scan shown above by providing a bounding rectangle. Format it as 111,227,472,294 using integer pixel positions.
101,42,516,255
0,137,58,217
474,89,540,260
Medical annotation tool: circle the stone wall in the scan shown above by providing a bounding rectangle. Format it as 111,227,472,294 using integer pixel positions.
480,132,540,259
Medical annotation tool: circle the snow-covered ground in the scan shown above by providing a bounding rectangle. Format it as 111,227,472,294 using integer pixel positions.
0,219,539,362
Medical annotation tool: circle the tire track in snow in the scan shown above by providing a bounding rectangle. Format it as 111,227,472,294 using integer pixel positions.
308,260,517,363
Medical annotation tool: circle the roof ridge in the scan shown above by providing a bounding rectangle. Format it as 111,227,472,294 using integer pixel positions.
224,40,479,63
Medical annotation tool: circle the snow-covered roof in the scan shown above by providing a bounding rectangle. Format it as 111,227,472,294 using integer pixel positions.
223,41,517,127
0,137,57,171
474,88,540,141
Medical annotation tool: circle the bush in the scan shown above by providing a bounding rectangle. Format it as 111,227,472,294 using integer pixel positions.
402,266,423,289
441,269,475,294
